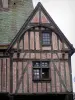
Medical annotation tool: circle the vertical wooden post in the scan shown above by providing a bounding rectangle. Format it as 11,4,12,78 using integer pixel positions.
6,59,7,92
16,61,18,92
64,60,67,90
22,61,24,93
27,31,30,93
59,60,62,92
39,27,43,92
51,33,56,92
23,36,24,51
1,59,3,92
68,53,73,92
10,53,13,93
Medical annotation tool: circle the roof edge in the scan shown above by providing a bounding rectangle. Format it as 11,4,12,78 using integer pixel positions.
5,2,75,56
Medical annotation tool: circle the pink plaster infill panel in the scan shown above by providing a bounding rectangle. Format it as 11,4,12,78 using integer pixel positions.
24,32,29,50
31,11,39,23
0,60,1,91
33,83,37,93
64,43,68,49
41,53,46,59
13,62,17,93
65,62,71,91
19,40,23,50
42,46,51,50
52,32,58,50
38,83,42,93
41,12,50,23
28,62,32,93
35,53,40,59
47,53,51,59
47,83,50,93
24,62,28,93
31,53,35,59
42,83,46,93
59,40,62,50
2,58,6,92
17,62,22,93
30,32,34,50
35,32,40,50
7,58,10,92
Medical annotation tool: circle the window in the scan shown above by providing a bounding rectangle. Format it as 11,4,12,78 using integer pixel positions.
42,32,51,46
33,61,50,81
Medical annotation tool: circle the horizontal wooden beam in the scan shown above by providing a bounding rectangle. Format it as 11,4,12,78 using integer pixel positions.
13,58,68,62
29,23,52,28
9,92,73,95
0,56,9,58
11,49,69,53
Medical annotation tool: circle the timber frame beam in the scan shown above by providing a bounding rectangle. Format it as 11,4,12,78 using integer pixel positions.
10,49,70,53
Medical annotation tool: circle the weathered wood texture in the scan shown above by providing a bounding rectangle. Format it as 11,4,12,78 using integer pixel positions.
12,10,71,93
0,58,10,92
11,60,71,93
11,27,71,93
0,7,72,94
13,31,69,51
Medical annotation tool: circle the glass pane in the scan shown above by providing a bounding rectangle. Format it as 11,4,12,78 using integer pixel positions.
33,61,40,67
42,32,50,45
43,38,48,41
36,69,39,73
43,41,50,44
41,61,49,67
42,68,49,79
33,69,40,80
37,75,39,79
43,33,50,37
33,70,36,73
36,73,39,75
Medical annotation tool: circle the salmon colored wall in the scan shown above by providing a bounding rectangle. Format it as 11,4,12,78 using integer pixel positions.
11,60,71,93
12,27,71,93
0,9,71,93
0,58,10,92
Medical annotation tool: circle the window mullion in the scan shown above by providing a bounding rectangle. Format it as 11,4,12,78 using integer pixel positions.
40,61,42,79
41,68,42,79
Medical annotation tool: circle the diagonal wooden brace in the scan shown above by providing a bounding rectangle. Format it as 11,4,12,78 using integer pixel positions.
15,61,30,93
51,52,68,91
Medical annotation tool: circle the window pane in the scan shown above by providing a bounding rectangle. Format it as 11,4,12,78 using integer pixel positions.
42,32,50,45
41,61,49,67
36,75,40,79
33,69,40,80
33,61,40,67
42,68,49,79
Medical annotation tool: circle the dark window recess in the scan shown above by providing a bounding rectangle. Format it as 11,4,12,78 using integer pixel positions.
42,32,51,46
42,68,49,79
33,61,50,81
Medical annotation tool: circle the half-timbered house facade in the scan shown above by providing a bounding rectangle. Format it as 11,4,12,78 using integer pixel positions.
0,0,75,100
